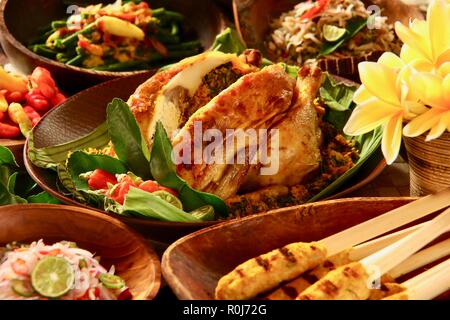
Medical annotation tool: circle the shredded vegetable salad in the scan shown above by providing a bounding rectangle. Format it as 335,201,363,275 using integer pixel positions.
267,0,401,65
0,240,131,300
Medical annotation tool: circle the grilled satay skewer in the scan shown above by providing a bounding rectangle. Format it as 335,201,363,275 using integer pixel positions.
264,223,425,300
297,208,450,300
215,188,450,300
384,259,450,300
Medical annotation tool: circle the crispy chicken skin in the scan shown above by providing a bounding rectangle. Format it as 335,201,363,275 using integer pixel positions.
215,242,327,300
297,262,371,300
173,64,297,200
241,66,322,191
128,51,259,147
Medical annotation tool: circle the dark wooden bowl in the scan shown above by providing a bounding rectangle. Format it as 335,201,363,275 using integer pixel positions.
24,72,386,243
0,0,227,93
232,0,423,81
162,197,449,300
0,204,161,300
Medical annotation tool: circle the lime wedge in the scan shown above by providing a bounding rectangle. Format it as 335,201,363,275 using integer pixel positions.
31,256,75,298
323,25,347,42
99,273,125,289
152,190,183,210
190,205,215,221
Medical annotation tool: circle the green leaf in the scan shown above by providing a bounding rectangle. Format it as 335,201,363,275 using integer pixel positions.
123,187,201,222
0,146,18,167
320,73,358,112
319,18,368,57
106,98,152,180
210,27,246,54
27,192,62,204
0,182,27,205
150,121,229,217
28,122,110,169
7,172,18,194
67,151,127,191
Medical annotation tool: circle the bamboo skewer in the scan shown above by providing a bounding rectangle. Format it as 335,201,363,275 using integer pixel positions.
361,208,450,275
349,223,426,261
385,259,450,300
319,187,450,256
389,238,450,279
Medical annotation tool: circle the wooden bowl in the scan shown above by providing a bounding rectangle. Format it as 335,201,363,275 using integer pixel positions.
0,204,161,300
232,0,423,81
162,197,449,300
0,0,227,93
24,72,386,243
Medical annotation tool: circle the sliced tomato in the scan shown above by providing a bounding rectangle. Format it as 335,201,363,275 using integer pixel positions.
88,169,118,191
12,259,29,276
139,180,160,193
158,186,178,197
301,0,330,20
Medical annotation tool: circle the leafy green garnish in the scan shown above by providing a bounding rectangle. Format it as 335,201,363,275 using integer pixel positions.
123,187,201,222
211,27,246,54
0,145,60,205
319,18,368,57
320,73,358,131
150,122,228,217
106,98,152,180
320,73,357,112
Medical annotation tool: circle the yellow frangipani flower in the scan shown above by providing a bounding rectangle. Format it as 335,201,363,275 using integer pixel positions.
395,0,450,72
403,72,450,141
343,53,425,165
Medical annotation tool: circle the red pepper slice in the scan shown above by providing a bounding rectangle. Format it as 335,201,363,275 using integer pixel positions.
300,0,330,20
138,180,160,194
108,176,137,205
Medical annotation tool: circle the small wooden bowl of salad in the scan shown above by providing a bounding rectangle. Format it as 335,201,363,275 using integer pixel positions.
0,204,161,300
233,0,423,81
0,0,227,93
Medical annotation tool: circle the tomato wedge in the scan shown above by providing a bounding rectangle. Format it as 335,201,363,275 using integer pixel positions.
301,0,330,20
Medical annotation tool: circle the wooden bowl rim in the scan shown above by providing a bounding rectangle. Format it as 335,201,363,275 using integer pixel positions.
0,203,162,300
0,0,227,78
161,196,418,300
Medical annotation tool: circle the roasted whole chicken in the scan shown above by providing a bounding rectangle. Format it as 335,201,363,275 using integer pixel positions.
128,51,355,214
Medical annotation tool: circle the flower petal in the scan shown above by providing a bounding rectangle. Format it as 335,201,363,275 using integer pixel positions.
426,112,449,141
438,62,450,78
358,62,401,106
353,85,372,104
395,21,432,62
410,73,447,108
403,108,443,137
378,52,404,69
343,97,400,136
428,0,450,60
382,115,403,165
444,74,450,103
437,48,450,69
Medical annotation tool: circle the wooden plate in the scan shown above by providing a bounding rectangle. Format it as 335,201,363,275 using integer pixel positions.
161,197,449,300
232,0,423,81
0,0,227,93
0,204,161,300
24,72,386,243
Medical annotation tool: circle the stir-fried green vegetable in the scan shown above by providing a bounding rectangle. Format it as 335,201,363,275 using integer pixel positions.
29,1,202,71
